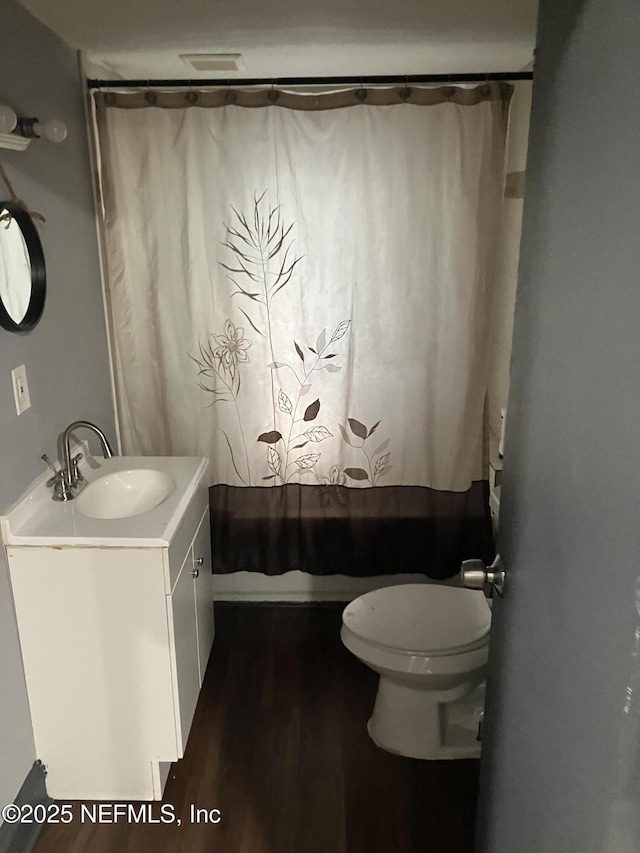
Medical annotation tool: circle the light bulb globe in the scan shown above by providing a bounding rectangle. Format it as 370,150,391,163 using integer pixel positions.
0,105,17,134
43,118,67,143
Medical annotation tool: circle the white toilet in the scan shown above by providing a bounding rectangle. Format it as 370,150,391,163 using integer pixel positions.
341,584,491,760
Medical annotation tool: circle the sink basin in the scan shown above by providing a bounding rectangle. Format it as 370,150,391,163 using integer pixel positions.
76,469,175,520
1,455,209,547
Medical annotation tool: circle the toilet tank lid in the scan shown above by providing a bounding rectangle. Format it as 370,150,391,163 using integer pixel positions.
342,584,491,653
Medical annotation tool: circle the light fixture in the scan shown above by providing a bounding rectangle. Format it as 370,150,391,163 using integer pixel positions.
16,117,68,143
0,104,17,134
0,104,68,151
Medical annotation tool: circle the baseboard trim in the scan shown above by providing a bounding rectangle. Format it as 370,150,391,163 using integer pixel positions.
215,600,346,608
0,761,52,853
212,590,357,602
211,571,437,602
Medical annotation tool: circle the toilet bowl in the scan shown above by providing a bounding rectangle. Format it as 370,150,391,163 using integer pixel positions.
341,584,491,760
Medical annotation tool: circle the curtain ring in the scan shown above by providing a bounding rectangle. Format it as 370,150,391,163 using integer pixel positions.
145,80,157,107
185,81,198,106
224,80,237,104
267,80,279,104
104,82,115,107
399,74,411,101
355,78,367,102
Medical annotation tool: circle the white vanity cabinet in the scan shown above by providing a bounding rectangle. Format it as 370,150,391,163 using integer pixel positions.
5,465,214,802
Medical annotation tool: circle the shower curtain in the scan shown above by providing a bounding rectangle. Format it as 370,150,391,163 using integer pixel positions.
94,84,508,578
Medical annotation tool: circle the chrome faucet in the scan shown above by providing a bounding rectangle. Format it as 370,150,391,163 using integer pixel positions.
62,420,114,490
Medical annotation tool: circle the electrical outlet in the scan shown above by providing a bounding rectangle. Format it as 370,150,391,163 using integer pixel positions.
11,364,31,415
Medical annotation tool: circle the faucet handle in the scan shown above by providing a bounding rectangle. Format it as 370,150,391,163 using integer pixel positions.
42,454,77,500
46,470,62,488
46,469,74,502
41,454,59,476
70,453,85,486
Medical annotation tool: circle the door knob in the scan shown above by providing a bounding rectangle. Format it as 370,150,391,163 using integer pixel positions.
462,554,506,597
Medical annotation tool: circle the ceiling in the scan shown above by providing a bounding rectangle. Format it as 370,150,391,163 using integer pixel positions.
18,0,538,81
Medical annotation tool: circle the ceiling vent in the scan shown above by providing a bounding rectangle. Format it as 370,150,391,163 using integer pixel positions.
180,54,244,73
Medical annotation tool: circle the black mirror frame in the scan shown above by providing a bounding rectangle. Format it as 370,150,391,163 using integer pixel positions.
0,200,46,333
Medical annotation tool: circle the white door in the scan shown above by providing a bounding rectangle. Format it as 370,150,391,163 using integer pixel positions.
475,0,640,850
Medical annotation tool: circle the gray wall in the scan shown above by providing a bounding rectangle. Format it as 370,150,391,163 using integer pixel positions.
478,0,640,850
0,0,115,808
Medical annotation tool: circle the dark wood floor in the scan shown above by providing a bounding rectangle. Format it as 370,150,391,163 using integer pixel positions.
33,604,480,853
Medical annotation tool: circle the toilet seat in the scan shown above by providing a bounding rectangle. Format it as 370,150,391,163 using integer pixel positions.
342,584,491,656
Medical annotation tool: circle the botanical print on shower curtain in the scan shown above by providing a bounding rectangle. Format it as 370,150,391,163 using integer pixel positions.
191,191,391,490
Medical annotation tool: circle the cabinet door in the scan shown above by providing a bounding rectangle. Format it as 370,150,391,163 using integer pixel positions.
171,552,200,754
192,509,215,684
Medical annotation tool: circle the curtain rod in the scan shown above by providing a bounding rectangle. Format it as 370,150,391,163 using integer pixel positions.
87,71,533,90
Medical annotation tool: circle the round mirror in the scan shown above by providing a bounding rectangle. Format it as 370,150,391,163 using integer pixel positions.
0,201,46,332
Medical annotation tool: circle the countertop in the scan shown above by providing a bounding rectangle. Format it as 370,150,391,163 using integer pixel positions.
0,454,209,548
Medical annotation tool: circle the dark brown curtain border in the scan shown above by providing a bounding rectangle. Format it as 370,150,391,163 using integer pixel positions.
208,481,495,580
93,82,513,113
